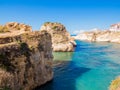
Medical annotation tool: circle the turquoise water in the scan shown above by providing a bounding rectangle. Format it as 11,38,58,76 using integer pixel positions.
37,40,120,90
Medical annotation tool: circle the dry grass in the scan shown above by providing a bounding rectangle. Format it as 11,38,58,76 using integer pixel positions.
0,25,9,33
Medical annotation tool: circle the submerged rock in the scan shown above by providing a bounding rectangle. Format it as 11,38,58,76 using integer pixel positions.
40,22,76,52
0,22,53,90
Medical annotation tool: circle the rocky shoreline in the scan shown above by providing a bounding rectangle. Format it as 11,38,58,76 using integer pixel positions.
74,30,120,43
74,23,120,44
0,22,76,90
1,22,120,90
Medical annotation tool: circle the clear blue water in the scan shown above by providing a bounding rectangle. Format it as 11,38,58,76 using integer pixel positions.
37,40,120,90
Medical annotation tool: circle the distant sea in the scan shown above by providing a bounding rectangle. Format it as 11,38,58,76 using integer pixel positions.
37,40,120,90
71,34,76,36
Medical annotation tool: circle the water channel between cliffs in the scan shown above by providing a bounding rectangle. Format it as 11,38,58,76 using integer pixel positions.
37,40,120,90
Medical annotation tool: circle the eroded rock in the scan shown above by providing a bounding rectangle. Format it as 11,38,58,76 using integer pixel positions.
40,22,76,52
0,25,53,90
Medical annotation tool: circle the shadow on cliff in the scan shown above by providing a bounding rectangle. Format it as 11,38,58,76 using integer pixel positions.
35,61,90,90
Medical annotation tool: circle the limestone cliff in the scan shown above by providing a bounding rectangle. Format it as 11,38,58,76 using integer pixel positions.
40,22,76,52
0,22,53,90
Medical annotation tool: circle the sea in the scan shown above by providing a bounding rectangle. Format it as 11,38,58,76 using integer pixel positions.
37,40,120,90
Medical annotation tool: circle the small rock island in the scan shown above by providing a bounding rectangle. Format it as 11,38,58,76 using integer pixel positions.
40,22,76,52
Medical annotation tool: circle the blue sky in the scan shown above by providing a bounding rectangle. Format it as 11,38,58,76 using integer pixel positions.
0,0,120,34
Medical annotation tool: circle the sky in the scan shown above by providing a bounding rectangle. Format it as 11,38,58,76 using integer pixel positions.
0,0,120,34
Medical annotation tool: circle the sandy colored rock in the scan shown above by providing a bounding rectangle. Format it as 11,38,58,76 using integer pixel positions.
109,77,120,90
5,22,32,32
40,22,76,52
0,22,32,38
0,23,53,90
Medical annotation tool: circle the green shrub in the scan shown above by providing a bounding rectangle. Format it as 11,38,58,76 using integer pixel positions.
44,22,51,26
52,26,58,30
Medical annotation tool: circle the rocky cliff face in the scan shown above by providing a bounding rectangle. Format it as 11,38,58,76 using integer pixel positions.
40,22,76,52
0,22,53,90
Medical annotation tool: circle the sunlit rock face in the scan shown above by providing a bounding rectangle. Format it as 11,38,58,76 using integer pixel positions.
0,22,53,90
40,22,76,52
74,30,102,41
0,22,32,33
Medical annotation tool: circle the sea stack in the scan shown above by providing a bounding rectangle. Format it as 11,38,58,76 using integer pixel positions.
0,22,53,90
40,22,76,52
